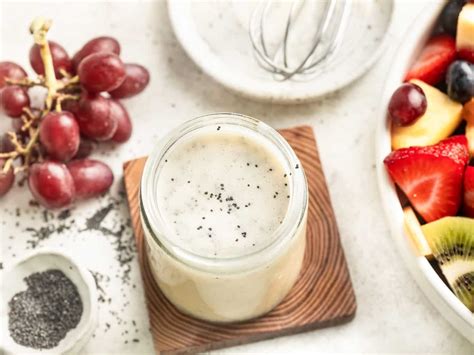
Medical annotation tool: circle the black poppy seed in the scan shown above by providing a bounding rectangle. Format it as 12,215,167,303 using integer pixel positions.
208,235,212,238
237,225,240,228
252,243,255,246
202,217,206,220
217,126,221,131
187,181,191,184
273,195,276,198
295,164,299,169
247,184,250,187
284,183,287,186
220,183,224,187
208,227,212,231
257,186,260,189
246,163,250,166
255,164,258,168
171,178,174,181
204,192,208,195
210,209,214,212
235,239,239,242
287,195,290,198
284,173,287,177
269,168,273,171
165,159,168,162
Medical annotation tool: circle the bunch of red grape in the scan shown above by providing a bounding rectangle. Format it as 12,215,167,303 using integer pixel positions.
0,33,150,209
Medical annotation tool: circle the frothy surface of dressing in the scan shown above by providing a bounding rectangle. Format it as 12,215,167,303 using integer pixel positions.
156,125,291,259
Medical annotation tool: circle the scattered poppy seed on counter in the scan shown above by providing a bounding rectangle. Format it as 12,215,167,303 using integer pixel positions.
8,269,83,350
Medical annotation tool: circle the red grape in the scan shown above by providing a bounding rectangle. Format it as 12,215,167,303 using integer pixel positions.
0,85,30,118
110,100,132,142
78,53,125,93
0,61,27,88
109,64,150,99
39,111,80,161
74,138,96,159
0,159,14,197
28,161,75,208
72,36,121,70
75,94,117,140
388,83,427,126
67,159,113,199
30,41,72,78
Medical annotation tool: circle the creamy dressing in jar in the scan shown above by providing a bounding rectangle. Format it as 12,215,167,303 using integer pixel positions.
140,113,308,322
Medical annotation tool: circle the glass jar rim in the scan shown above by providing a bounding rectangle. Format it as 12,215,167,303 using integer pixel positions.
140,113,308,274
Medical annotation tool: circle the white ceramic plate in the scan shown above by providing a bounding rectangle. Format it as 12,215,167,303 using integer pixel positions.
168,0,394,103
376,1,474,343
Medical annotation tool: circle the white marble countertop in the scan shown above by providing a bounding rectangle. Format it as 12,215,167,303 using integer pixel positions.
0,0,472,354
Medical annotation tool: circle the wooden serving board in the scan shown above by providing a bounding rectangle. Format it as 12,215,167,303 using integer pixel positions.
123,125,356,354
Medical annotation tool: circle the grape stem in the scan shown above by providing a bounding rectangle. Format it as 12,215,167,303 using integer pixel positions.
30,17,57,112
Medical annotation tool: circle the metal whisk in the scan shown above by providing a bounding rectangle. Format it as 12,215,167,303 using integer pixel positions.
249,0,351,81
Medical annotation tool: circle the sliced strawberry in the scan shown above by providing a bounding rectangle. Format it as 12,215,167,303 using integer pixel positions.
405,35,457,85
463,166,474,218
384,136,468,222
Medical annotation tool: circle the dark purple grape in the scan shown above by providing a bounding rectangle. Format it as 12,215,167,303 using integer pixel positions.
67,159,113,199
109,64,150,99
72,36,121,70
446,60,474,103
28,161,75,208
110,100,132,143
0,159,14,197
0,61,27,88
39,111,80,161
439,0,466,36
74,138,96,159
75,94,117,140
78,53,125,93
30,41,73,78
0,85,30,118
388,83,427,126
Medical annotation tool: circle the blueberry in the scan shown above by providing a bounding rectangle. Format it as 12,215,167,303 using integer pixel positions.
446,61,474,103
439,0,466,36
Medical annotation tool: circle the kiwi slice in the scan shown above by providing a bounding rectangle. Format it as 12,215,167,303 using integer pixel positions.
421,217,474,312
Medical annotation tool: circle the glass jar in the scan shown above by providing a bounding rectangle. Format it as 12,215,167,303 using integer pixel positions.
140,113,308,323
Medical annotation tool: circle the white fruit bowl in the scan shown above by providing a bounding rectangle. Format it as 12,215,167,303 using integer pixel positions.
376,1,474,343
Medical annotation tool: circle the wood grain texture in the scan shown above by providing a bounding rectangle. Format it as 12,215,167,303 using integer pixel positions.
123,125,356,354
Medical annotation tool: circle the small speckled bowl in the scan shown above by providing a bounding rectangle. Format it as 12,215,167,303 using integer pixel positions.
0,250,98,354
